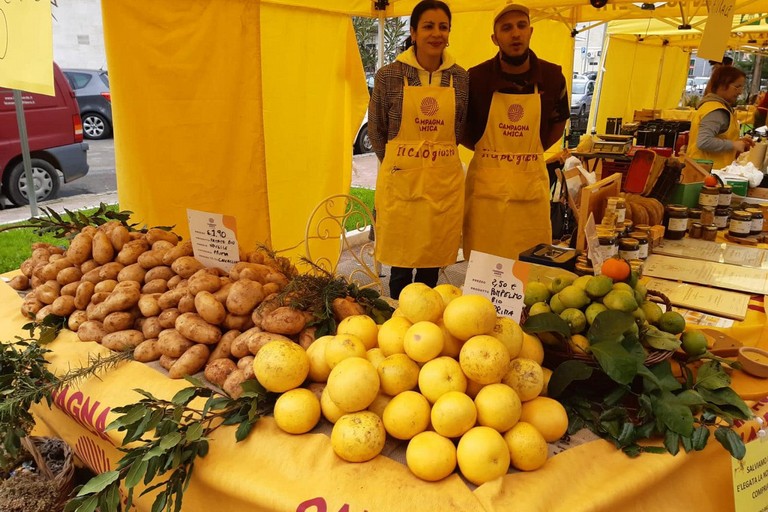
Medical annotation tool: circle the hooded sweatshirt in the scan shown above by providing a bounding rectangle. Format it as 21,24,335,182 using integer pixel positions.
396,46,456,87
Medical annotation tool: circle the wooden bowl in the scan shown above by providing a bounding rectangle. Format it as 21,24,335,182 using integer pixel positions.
737,347,768,378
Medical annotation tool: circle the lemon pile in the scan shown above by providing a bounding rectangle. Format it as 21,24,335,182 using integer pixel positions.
253,283,570,485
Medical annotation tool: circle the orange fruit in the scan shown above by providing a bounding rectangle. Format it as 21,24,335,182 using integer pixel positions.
600,257,631,282
704,174,718,187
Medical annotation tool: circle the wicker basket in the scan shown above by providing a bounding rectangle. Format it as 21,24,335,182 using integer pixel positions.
20,436,75,508
541,289,676,368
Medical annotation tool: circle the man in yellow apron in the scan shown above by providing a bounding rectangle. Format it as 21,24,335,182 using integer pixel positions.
369,1,468,299
461,2,569,260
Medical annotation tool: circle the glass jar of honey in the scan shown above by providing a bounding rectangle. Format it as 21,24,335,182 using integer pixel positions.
664,205,689,240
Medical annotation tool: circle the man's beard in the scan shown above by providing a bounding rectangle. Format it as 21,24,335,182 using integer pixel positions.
500,48,530,67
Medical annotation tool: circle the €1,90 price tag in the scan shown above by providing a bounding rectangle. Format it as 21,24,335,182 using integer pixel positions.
187,209,240,272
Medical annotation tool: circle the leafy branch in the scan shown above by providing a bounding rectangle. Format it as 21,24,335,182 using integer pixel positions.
65,378,275,512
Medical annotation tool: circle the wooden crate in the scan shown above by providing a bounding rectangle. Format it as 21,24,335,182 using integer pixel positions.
576,172,622,251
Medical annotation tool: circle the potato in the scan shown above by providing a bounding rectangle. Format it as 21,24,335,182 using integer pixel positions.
117,263,147,283
103,311,136,333
37,257,75,282
109,225,132,251
30,275,45,289
141,316,163,339
141,279,168,294
77,320,108,342
159,355,178,371
230,332,252,359
145,265,175,282
162,240,193,266
66,232,93,265
31,247,52,264
225,279,265,315
232,328,287,357
167,275,186,290
204,358,237,387
20,259,36,278
177,292,197,314
158,329,195,357
158,308,181,329
261,306,307,335
195,291,226,325
332,297,365,321
175,313,222,345
80,259,99,274
208,329,239,361
116,238,150,266
146,228,180,245
222,369,247,399
60,281,80,296
103,285,141,312
81,266,103,284
133,339,162,363
158,287,187,310
262,282,281,296
86,302,112,322
244,251,265,264
138,294,162,318
48,253,65,262
50,295,77,317
80,226,98,237
264,272,289,288
169,344,210,379
171,256,205,279
187,269,222,295
238,356,255,380
36,281,61,305
94,279,118,294
90,291,110,305
298,326,317,350
56,266,83,286
92,231,115,265
229,262,271,282
152,240,175,251
21,297,43,318
101,330,145,351
35,305,53,322
68,310,88,331
222,313,254,331
98,262,125,281
8,274,29,291
212,280,233,304
137,248,169,270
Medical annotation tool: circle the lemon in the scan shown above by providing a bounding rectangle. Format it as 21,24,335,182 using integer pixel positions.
273,388,321,434
433,283,463,307
382,390,431,440
398,283,444,323
519,396,569,442
324,333,367,369
418,356,467,403
331,411,386,462
377,316,412,356
366,347,386,369
558,285,590,309
584,302,607,325
326,357,380,412
443,294,497,340
502,358,544,402
305,335,333,383
253,340,310,393
540,367,553,397
518,333,545,365
528,302,552,316
459,335,511,385
548,275,574,294
681,329,708,356
490,317,524,359
474,383,522,432
503,421,549,471
659,310,686,335
403,321,445,363
524,281,551,307
568,334,591,354
320,386,346,423
456,426,510,485
377,353,420,396
602,289,638,313
406,431,457,482
640,300,664,325
336,314,379,350
585,275,613,299
559,308,587,335
437,318,464,358
431,391,477,438
572,275,593,290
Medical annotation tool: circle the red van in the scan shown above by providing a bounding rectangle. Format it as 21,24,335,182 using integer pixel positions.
0,63,89,206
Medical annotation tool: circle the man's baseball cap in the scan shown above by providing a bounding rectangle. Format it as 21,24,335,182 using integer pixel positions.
494,3,530,24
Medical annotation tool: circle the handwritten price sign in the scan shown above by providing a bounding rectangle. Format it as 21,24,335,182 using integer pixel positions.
463,251,528,322
187,208,241,272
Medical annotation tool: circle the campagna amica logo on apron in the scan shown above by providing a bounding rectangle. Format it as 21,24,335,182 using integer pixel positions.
507,104,524,122
420,97,439,116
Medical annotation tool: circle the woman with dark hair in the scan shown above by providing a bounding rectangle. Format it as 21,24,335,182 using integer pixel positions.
688,65,756,169
368,0,468,299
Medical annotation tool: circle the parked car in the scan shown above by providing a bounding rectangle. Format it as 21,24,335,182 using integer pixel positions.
571,79,595,117
63,68,113,139
686,76,709,95
0,63,89,205
355,112,372,154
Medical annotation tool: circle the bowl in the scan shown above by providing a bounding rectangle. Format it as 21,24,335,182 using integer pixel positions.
737,347,768,378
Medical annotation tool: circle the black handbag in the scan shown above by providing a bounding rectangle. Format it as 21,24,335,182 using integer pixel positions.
549,164,576,243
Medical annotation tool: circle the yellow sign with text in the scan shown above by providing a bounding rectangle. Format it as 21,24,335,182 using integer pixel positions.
0,0,53,95
698,0,736,62
732,438,768,512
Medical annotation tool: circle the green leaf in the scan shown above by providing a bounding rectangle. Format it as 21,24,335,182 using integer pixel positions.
184,375,206,388
521,312,572,338
674,389,706,407
589,341,641,385
160,432,183,450
680,433,693,453
639,362,682,393
697,388,753,419
185,423,203,442
692,425,710,451
715,426,747,460
664,430,680,455
587,310,634,344
114,404,148,429
642,326,681,351
547,360,594,398
151,492,168,512
617,422,636,445
652,392,694,436
75,495,99,512
77,470,120,496
240,379,267,397
171,387,198,406
235,420,254,442
125,459,148,489
695,361,732,390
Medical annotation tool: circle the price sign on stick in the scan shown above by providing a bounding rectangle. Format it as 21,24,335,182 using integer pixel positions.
463,251,529,322
187,209,240,272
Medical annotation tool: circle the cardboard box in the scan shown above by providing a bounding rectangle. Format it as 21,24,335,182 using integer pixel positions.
668,181,703,208
747,187,768,200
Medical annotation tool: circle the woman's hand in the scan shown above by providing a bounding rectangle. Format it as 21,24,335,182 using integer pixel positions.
734,137,755,153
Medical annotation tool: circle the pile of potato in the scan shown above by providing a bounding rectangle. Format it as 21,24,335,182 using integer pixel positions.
10,222,323,398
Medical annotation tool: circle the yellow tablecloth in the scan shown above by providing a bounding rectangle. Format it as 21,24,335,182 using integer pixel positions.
2,280,767,512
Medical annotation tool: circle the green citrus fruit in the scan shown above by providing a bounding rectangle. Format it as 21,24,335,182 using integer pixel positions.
559,308,587,335
572,275,593,290
584,302,607,325
558,285,590,309
548,276,575,294
585,275,613,299
681,330,708,356
612,282,634,294
602,290,638,313
640,301,664,325
549,293,566,315
528,302,552,316
658,311,686,335
524,282,551,308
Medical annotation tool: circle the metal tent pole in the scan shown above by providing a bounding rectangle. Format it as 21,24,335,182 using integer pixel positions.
12,90,39,217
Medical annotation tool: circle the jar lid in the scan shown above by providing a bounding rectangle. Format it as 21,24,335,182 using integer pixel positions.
691,222,702,228
701,186,719,193
732,210,753,220
719,185,732,193
629,231,648,241
619,238,640,249
667,205,688,214
745,208,763,215
688,208,702,216
703,224,718,231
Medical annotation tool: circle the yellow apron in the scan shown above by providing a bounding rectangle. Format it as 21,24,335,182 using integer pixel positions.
688,100,740,170
374,78,464,268
463,87,551,260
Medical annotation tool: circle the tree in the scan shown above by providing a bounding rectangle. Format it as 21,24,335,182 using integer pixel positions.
352,16,409,73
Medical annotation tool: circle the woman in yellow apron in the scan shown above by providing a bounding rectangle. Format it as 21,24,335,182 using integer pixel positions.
368,0,468,299
688,66,755,170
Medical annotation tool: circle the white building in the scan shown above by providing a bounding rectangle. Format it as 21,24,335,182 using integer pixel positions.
51,0,107,69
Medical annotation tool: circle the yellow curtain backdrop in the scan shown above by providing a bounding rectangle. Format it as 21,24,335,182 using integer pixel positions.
591,37,689,134
260,3,368,259
102,0,271,252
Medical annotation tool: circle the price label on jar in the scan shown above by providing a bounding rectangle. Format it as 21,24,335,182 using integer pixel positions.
187,209,240,272
463,251,527,321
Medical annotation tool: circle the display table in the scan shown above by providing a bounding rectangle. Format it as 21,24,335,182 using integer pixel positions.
2,279,767,512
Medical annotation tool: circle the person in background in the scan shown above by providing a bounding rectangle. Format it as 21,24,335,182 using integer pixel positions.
688,65,755,170
368,0,468,299
460,2,569,260
755,89,767,128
